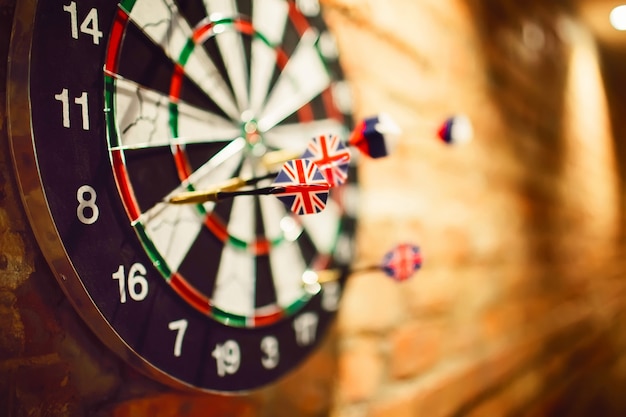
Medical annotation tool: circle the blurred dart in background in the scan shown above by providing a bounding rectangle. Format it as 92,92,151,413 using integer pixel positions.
306,243,422,288
348,113,402,158
437,114,474,145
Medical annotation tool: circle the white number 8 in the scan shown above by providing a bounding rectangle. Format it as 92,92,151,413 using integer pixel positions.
76,184,99,225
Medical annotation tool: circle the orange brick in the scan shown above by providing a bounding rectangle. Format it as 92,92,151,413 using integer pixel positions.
367,392,416,417
337,272,405,334
401,268,458,318
338,338,384,403
389,320,443,379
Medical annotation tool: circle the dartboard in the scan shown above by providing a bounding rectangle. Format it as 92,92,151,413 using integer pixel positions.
8,0,356,392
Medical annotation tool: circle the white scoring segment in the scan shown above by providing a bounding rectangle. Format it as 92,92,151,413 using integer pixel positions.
204,0,238,18
205,0,249,112
263,118,348,153
138,140,245,273
211,159,257,316
212,195,257,316
257,29,331,132
128,0,240,121
141,203,204,273
178,46,241,121
127,0,191,58
112,79,170,148
249,0,289,115
298,198,341,255
111,78,241,151
260,196,308,309
214,29,249,112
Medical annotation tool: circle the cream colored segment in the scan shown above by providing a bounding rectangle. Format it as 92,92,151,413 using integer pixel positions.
130,0,240,121
260,197,307,308
262,118,347,152
212,195,257,315
257,29,331,132
298,198,341,255
212,243,256,316
112,79,240,150
249,0,289,114
128,0,191,58
214,30,249,112
141,203,204,272
205,0,248,110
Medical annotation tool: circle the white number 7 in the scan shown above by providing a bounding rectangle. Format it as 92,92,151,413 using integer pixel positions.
168,319,188,358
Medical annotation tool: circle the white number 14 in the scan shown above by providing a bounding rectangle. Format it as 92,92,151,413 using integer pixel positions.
63,2,103,45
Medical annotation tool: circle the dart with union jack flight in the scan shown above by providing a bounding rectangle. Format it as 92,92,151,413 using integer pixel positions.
306,243,423,286
262,116,401,168
300,133,351,187
168,159,331,216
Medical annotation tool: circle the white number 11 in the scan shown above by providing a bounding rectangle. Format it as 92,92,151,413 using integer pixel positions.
54,88,90,131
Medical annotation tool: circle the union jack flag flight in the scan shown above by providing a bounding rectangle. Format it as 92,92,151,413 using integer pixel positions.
301,134,351,187
272,159,330,215
381,243,422,282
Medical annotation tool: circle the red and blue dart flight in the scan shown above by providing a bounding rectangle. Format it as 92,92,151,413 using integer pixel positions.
348,113,401,159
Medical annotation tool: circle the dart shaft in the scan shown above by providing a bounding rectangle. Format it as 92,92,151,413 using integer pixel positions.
223,184,330,199
302,265,381,285
168,189,220,204
169,184,330,204
261,149,301,169
168,172,280,204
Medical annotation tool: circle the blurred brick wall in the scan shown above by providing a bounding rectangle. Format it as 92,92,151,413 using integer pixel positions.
325,0,626,416
4,0,626,416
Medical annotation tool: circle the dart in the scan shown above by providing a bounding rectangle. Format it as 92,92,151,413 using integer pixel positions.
379,243,423,282
270,158,331,215
348,113,402,159
166,173,276,204
179,134,351,194
437,114,473,145
261,115,402,170
304,243,422,286
169,159,331,215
